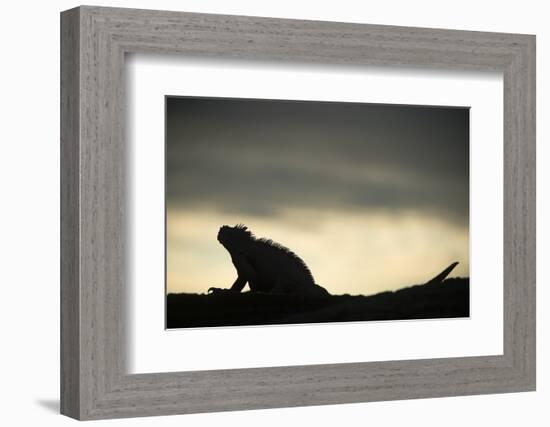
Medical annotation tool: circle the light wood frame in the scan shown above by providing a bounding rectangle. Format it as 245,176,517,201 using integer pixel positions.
60,5,536,420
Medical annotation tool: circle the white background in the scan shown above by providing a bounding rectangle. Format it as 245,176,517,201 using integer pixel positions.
128,57,503,373
0,1,546,426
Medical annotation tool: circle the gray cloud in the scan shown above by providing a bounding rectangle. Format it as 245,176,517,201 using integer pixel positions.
166,97,469,224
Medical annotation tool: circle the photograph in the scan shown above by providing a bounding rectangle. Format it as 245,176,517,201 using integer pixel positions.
165,96,470,329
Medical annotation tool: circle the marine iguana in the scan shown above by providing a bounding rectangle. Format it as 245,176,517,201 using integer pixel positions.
208,224,330,297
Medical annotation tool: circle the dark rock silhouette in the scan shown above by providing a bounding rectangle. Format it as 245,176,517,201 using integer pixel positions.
208,224,330,297
167,278,469,329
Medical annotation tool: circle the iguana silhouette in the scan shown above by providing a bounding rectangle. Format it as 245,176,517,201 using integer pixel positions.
208,224,330,297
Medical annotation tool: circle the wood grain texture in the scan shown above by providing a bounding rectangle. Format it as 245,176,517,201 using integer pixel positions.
60,5,536,420
60,7,80,419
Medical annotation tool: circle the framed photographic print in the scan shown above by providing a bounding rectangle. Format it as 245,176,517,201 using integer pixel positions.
164,96,470,330
60,5,536,420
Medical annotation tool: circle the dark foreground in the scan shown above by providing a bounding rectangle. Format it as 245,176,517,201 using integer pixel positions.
166,278,469,329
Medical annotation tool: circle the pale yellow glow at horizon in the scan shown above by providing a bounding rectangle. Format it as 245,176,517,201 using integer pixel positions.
166,207,469,296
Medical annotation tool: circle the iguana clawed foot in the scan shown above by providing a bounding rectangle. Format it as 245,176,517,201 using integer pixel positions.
208,287,231,295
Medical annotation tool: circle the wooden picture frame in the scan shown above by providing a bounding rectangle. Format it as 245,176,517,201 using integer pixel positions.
60,5,536,420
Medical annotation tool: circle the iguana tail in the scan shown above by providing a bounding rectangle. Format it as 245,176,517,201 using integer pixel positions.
424,262,459,285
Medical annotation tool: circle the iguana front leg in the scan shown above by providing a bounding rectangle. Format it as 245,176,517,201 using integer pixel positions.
208,254,253,293
208,253,251,294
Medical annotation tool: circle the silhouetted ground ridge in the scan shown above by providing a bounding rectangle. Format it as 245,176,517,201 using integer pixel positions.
166,277,469,329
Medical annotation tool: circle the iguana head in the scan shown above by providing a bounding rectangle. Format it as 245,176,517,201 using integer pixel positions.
217,224,253,250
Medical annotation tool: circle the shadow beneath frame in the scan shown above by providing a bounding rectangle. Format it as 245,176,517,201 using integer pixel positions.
35,399,59,414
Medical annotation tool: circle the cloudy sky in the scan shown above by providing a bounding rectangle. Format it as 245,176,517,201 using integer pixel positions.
166,96,469,296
